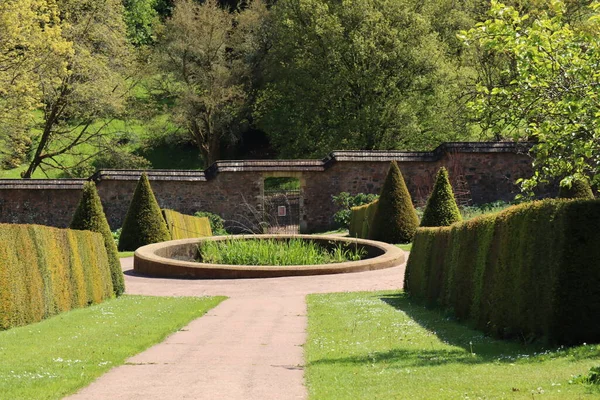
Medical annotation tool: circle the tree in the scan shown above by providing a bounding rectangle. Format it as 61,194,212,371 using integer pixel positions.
22,0,134,178
371,161,419,244
255,0,464,158
0,0,71,168
153,0,269,166
70,181,125,296
118,173,171,251
420,167,462,227
123,0,160,47
460,1,600,192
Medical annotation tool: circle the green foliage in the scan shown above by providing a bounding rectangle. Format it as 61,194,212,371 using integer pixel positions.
194,211,227,235
371,161,419,243
123,0,160,46
460,1,600,194
558,175,595,199
162,209,212,239
118,173,171,251
70,181,125,296
420,167,462,227
0,223,113,330
571,366,600,385
256,0,465,158
332,192,379,228
153,0,268,165
405,199,600,344
264,177,300,191
198,238,366,265
22,0,134,178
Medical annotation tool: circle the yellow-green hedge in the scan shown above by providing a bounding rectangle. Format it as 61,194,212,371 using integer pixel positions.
0,224,113,330
349,200,378,239
404,199,600,345
162,209,212,240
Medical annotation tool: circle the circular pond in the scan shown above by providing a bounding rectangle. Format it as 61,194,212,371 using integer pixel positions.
133,234,405,279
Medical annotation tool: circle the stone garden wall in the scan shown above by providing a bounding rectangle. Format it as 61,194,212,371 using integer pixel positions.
0,142,535,232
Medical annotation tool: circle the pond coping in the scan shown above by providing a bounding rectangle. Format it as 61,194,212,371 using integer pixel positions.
133,234,406,279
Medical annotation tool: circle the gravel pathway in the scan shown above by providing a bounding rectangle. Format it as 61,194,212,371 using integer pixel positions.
67,256,406,400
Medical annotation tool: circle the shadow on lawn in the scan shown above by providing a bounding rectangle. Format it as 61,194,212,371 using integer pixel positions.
308,292,600,369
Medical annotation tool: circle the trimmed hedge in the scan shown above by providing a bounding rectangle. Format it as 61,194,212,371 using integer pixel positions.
118,173,171,251
404,199,600,345
349,199,378,239
70,181,125,296
420,167,462,227
163,209,212,239
558,176,594,199
371,161,419,243
0,224,113,330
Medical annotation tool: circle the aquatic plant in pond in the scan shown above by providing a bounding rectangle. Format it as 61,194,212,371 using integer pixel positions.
197,238,366,266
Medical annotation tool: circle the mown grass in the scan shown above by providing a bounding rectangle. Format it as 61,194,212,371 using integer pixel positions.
0,295,226,399
198,238,366,265
118,251,135,258
306,291,600,399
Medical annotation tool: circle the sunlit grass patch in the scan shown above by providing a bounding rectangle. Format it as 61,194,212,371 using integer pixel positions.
0,295,225,399
306,291,600,399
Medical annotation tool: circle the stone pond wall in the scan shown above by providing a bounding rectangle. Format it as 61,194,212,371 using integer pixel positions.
0,142,535,232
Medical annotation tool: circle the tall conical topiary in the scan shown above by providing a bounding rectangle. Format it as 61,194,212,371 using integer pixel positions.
118,173,171,251
371,161,419,243
558,176,594,199
420,167,462,227
70,181,125,296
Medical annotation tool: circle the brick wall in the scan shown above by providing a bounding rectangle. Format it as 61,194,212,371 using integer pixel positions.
0,142,536,232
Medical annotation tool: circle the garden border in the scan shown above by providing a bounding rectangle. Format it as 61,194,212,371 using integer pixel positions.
133,234,405,278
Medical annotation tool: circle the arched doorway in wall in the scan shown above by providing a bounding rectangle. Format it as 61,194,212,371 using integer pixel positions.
261,174,303,234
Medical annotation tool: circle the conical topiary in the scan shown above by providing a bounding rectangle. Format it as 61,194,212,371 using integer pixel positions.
371,161,419,243
118,173,171,251
558,176,594,200
70,181,125,296
420,167,462,227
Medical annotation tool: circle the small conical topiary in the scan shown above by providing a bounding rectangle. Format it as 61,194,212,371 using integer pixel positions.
371,161,419,243
118,173,171,251
558,176,594,200
70,181,125,296
420,167,463,227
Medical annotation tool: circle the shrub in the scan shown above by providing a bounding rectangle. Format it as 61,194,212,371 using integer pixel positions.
163,209,212,239
0,224,113,330
332,192,379,228
405,199,600,345
420,167,462,227
348,199,378,239
371,161,419,243
118,173,171,251
194,211,227,235
558,176,594,199
70,181,125,296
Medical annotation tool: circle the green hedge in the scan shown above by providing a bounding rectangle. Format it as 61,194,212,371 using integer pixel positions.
162,209,212,240
349,199,378,239
404,199,600,345
0,224,113,330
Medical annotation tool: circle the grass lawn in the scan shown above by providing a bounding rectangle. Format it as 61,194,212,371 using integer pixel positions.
395,243,412,252
0,295,226,399
118,251,135,258
306,291,600,399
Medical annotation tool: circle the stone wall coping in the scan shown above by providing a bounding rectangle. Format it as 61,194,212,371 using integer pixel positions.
133,234,406,279
0,142,532,188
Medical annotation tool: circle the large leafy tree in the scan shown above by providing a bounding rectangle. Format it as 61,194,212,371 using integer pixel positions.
22,0,134,178
154,0,268,166
255,0,464,158
0,0,71,168
461,0,600,192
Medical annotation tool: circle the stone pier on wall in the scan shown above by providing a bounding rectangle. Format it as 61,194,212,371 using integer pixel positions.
0,142,534,232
